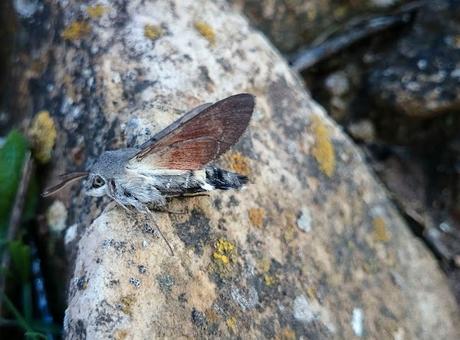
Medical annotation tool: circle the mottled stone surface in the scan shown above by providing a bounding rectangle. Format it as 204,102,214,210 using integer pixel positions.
231,0,402,53
20,0,460,339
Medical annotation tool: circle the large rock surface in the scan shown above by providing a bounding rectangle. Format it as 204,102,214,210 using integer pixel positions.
21,0,459,338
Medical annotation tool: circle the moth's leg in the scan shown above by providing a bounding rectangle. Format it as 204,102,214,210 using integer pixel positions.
150,203,188,215
135,209,174,256
145,193,188,214
174,192,211,199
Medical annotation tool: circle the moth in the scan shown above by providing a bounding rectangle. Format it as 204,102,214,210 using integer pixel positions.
43,93,255,254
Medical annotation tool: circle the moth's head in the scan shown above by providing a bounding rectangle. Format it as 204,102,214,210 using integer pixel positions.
83,173,109,197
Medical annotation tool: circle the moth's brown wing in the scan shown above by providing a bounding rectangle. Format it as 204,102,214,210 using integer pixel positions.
137,102,213,150
131,93,255,170
42,172,88,197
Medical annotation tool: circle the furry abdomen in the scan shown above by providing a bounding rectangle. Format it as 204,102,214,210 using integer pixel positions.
112,166,247,212
129,166,247,197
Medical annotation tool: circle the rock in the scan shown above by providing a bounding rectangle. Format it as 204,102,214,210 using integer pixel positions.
348,119,376,143
231,0,402,53
15,0,459,339
368,0,460,119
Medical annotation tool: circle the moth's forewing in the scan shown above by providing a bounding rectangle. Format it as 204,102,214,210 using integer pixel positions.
131,93,255,170
42,172,88,197
138,102,213,150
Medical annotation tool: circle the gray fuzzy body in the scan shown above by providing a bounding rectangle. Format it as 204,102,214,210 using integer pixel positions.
84,149,247,212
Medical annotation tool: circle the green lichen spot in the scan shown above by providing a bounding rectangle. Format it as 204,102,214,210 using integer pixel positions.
62,21,91,40
311,115,335,177
194,21,216,45
144,24,162,41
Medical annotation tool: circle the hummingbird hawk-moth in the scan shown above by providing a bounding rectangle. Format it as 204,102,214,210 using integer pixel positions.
43,93,255,254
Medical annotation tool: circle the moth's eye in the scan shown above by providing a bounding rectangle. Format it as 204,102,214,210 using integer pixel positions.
92,176,105,188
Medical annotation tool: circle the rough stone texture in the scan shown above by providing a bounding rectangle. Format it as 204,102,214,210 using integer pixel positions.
231,0,402,53
17,0,459,339
368,0,460,119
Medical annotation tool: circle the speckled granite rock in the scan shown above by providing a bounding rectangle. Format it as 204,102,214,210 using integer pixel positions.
20,0,459,339
368,0,460,119
231,0,402,53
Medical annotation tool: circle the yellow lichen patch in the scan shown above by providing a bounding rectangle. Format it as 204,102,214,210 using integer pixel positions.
225,152,251,176
87,4,107,18
311,115,335,177
62,21,91,40
212,239,235,266
306,286,317,300
373,216,391,242
119,294,136,317
248,208,265,228
226,316,237,333
258,258,277,286
259,258,271,273
144,24,162,41
263,273,277,286
194,21,216,45
28,111,57,163
282,211,296,242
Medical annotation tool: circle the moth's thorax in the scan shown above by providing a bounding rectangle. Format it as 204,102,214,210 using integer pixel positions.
90,148,139,177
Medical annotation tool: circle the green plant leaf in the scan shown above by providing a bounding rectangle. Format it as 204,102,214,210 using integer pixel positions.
24,331,47,339
0,292,33,332
8,240,31,283
23,176,39,223
0,130,28,237
22,282,33,323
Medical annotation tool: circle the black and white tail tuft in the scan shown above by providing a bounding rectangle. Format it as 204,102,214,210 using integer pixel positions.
205,166,248,190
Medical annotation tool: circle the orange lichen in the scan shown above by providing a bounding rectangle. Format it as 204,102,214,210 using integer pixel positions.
28,110,57,163
114,330,128,340
226,316,237,333
248,208,265,228
144,24,162,41
225,152,251,176
280,327,296,340
62,21,91,40
311,115,335,177
373,216,391,242
194,21,216,45
87,4,107,18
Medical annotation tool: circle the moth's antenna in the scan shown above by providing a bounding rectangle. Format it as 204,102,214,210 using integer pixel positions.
149,210,174,256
